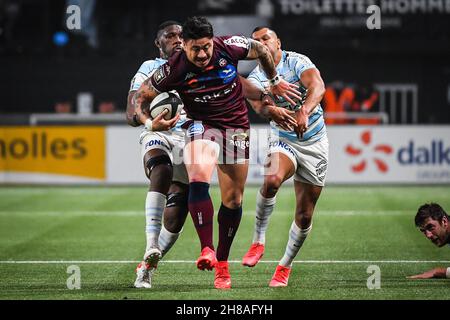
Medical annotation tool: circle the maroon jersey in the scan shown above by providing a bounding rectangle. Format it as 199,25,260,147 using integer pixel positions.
150,35,250,130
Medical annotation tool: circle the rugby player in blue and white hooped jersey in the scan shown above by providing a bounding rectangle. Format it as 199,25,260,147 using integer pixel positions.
242,27,329,287
126,21,189,289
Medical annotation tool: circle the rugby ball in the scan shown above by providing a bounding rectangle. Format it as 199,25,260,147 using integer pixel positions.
147,91,183,120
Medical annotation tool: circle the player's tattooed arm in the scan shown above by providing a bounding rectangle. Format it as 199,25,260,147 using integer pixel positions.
246,39,301,106
246,39,277,79
128,79,179,131
132,78,159,125
126,91,140,127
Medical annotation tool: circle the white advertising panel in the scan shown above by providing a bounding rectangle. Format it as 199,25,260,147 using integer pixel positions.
2,125,448,185
326,126,450,184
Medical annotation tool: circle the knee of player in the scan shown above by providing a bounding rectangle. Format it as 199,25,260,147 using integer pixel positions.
264,175,283,192
295,210,314,226
222,195,243,209
146,154,174,180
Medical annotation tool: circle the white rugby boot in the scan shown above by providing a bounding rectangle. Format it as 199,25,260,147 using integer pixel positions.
134,262,154,289
134,248,161,289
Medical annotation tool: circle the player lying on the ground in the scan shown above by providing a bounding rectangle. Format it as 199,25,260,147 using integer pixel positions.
242,26,328,287
133,16,301,290
126,21,190,289
409,203,450,279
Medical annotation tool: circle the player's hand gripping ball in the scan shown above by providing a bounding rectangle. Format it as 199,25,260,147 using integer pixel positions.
142,91,183,120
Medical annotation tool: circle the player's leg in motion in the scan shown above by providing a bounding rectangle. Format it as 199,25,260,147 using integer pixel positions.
214,162,248,289
134,148,173,289
269,181,322,287
242,152,295,267
159,181,189,258
183,139,219,271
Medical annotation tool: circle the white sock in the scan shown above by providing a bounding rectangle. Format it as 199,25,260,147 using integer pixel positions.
145,191,166,252
279,221,312,267
158,225,182,258
252,191,276,244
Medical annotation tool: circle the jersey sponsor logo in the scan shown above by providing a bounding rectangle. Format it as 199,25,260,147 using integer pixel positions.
287,51,312,65
193,81,237,103
184,72,196,80
187,123,205,137
269,140,295,157
223,36,250,49
219,58,227,67
229,132,249,150
316,159,328,182
229,139,249,150
154,65,170,85
218,65,237,84
231,132,248,140
145,139,170,150
186,85,206,93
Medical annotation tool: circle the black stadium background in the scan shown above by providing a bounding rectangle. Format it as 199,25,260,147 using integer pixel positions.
1,0,449,125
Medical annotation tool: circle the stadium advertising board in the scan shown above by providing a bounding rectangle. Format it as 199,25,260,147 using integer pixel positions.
107,126,450,185
1,126,448,184
327,126,450,183
0,126,105,183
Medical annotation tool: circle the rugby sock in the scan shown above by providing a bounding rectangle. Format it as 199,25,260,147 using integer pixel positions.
145,191,166,252
188,182,214,250
217,203,242,261
279,221,312,267
158,225,182,258
252,191,276,244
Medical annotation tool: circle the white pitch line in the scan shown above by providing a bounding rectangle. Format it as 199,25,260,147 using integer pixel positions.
0,260,449,264
0,210,412,217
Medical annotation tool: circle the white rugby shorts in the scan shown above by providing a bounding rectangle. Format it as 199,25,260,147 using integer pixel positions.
139,130,189,184
267,134,329,186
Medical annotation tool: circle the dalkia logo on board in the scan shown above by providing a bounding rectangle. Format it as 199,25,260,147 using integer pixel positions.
345,130,450,175
397,140,450,165
0,127,105,179
345,130,393,173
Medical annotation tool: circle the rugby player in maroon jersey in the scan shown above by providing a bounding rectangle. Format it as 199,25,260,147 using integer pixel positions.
133,16,300,289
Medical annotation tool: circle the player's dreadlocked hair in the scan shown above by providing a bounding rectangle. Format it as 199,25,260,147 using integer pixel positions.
182,16,213,40
415,203,449,227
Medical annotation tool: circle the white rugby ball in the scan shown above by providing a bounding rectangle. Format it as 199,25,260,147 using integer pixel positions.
149,91,183,120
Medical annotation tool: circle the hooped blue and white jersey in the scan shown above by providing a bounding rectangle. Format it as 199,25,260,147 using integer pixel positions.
247,50,326,144
129,58,186,132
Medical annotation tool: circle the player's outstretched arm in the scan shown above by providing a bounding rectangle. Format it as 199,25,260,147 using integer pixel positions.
294,68,326,138
408,267,449,279
246,39,300,105
240,76,296,130
249,98,296,131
